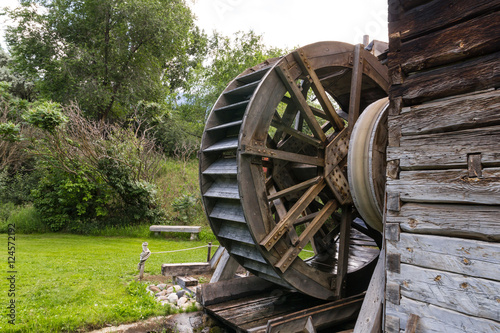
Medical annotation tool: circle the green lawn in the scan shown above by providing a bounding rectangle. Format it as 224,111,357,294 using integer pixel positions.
0,233,217,332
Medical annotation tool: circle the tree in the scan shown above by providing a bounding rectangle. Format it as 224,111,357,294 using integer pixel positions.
6,0,207,121
178,31,285,138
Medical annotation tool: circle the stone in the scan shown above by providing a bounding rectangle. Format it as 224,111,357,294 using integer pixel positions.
195,302,203,311
168,293,179,304
176,290,186,298
177,296,188,307
157,283,167,290
148,285,161,293
173,285,182,292
165,286,174,294
158,296,168,301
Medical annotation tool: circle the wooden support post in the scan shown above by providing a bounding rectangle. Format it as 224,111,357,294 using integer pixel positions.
207,242,212,262
335,207,352,298
210,249,240,283
348,44,364,129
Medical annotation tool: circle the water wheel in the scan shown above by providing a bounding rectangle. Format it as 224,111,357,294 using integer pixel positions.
199,41,389,300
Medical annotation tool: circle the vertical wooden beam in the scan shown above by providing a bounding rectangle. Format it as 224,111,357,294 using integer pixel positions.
335,207,352,298
347,44,364,129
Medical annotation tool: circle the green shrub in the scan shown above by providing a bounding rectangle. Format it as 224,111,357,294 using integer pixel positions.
172,193,199,224
0,204,45,234
8,205,46,233
31,168,112,232
23,101,67,133
0,167,41,205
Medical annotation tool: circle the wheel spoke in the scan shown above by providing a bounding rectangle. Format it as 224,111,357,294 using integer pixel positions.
268,176,322,201
272,112,323,148
269,186,299,244
261,179,326,251
275,65,327,142
293,50,346,131
275,200,339,273
241,144,325,167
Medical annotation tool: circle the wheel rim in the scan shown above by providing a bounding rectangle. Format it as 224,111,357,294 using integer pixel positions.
200,42,389,300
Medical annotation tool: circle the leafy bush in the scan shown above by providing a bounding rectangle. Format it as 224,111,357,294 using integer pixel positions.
172,193,199,224
0,204,45,233
25,104,165,232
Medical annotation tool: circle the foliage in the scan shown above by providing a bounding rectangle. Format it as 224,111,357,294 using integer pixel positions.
0,48,36,101
25,103,165,232
0,81,36,174
23,101,67,133
172,193,199,224
6,0,207,121
179,30,285,138
0,204,46,234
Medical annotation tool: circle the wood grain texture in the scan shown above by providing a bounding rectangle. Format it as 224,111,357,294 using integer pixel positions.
387,263,500,320
386,296,500,332
389,51,500,106
388,0,500,41
387,233,500,281
386,202,500,241
390,11,500,73
387,167,500,205
392,89,500,136
387,125,500,170
353,250,384,333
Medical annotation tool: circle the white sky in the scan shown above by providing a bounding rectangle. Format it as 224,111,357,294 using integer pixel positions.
1,0,388,51
189,0,389,49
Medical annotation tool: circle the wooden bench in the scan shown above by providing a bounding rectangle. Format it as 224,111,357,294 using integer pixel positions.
150,225,201,240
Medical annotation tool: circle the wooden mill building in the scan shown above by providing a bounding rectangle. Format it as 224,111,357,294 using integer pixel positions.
383,0,500,331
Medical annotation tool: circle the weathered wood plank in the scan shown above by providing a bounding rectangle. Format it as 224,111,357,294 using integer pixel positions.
161,262,212,276
389,0,500,41
393,89,500,136
387,167,500,205
200,275,277,306
390,51,500,106
387,125,500,170
353,249,384,333
387,263,500,320
210,249,240,283
390,11,500,73
149,225,201,233
387,233,500,281
386,296,500,332
386,202,500,241
266,294,364,333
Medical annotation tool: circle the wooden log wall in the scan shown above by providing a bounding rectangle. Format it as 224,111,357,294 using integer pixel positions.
385,1,500,332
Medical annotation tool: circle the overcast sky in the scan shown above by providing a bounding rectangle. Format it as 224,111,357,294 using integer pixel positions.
1,0,388,51
189,0,389,48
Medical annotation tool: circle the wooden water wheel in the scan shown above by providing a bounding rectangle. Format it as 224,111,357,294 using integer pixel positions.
200,41,389,300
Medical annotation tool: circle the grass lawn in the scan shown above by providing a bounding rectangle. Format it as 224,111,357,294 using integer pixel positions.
0,233,217,332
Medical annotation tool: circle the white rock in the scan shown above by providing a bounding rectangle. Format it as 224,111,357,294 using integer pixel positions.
157,283,167,290
173,285,182,292
177,296,188,307
165,286,174,294
158,296,168,301
168,293,179,304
